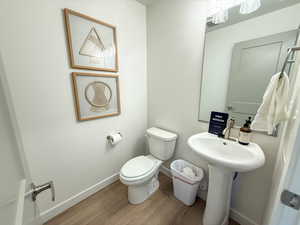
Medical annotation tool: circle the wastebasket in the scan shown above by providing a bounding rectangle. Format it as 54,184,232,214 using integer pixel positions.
170,159,204,206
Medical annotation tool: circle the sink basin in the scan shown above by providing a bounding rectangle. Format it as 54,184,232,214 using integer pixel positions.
187,132,265,225
188,132,265,172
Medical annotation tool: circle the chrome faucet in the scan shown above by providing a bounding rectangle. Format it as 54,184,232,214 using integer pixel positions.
222,119,235,140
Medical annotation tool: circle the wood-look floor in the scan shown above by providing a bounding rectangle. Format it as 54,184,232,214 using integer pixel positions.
45,174,240,225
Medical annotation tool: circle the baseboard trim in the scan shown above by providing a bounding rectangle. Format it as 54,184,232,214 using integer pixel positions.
159,165,259,225
230,208,259,225
40,173,119,223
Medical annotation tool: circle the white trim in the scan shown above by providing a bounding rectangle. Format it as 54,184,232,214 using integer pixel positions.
14,179,26,225
0,54,33,184
159,165,258,225
40,173,119,223
230,208,259,225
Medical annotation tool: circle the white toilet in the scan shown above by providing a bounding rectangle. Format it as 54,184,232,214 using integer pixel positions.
120,127,178,204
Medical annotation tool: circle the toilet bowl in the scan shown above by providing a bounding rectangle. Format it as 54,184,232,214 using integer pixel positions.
120,127,177,204
120,155,162,204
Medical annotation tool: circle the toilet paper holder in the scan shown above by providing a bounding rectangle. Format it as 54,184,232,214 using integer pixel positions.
107,131,123,141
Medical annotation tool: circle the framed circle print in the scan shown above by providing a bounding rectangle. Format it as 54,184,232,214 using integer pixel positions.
71,72,121,121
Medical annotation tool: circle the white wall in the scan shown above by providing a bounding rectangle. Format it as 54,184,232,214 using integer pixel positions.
0,0,147,220
147,1,280,224
200,3,300,121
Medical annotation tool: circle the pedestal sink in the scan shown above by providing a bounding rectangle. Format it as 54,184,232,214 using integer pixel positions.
187,132,265,225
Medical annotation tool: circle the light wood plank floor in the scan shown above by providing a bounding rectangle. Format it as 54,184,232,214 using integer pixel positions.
45,174,240,225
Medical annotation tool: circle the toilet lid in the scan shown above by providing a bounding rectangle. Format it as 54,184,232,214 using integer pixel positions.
121,156,155,178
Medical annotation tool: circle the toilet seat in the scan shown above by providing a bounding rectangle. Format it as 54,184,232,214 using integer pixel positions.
121,156,155,179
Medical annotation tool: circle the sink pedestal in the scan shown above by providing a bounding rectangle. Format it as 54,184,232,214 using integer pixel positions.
203,165,234,225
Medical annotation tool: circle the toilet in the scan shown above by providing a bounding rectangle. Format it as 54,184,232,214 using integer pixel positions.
120,127,178,204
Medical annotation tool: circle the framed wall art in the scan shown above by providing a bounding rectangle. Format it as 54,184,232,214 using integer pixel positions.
64,9,119,72
72,72,121,121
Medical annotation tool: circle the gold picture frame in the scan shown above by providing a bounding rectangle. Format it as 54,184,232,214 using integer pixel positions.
72,72,121,121
64,9,119,72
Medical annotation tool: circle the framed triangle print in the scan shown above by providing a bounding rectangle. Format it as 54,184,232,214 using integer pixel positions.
64,9,119,72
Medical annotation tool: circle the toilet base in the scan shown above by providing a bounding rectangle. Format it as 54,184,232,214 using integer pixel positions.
128,173,160,204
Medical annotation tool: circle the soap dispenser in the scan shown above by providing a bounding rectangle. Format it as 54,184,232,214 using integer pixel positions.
238,117,252,145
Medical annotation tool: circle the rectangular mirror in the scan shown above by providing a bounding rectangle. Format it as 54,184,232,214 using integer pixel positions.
198,0,300,135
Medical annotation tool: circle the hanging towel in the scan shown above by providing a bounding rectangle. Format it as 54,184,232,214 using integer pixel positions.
251,72,290,134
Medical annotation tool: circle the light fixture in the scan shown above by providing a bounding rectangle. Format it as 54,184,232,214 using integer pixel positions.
209,0,234,24
212,9,229,24
240,0,261,14
209,0,261,24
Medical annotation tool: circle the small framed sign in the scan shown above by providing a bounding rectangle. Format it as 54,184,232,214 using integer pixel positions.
208,111,229,135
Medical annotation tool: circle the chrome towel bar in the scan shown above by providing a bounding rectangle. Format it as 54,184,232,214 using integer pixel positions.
280,46,300,78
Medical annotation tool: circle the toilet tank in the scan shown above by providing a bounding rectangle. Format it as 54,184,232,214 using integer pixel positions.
146,127,178,161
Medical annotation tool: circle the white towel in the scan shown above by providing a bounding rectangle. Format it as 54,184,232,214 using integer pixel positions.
251,72,290,134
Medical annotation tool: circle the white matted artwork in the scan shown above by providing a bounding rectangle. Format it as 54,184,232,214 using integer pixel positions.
65,9,119,72
72,72,121,121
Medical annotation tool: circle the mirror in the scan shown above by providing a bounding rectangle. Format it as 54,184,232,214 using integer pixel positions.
198,0,300,134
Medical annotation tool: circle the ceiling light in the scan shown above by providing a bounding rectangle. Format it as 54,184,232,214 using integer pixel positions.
240,0,261,14
209,0,261,24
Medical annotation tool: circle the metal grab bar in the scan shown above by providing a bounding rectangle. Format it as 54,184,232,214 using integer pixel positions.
279,25,300,79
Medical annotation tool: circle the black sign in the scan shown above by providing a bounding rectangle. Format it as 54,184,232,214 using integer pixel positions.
208,111,229,136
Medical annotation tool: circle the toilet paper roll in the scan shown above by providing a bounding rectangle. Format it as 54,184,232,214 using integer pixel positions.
108,132,123,146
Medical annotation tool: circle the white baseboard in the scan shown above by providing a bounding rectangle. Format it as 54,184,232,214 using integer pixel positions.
159,165,259,225
40,173,119,223
230,208,259,225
